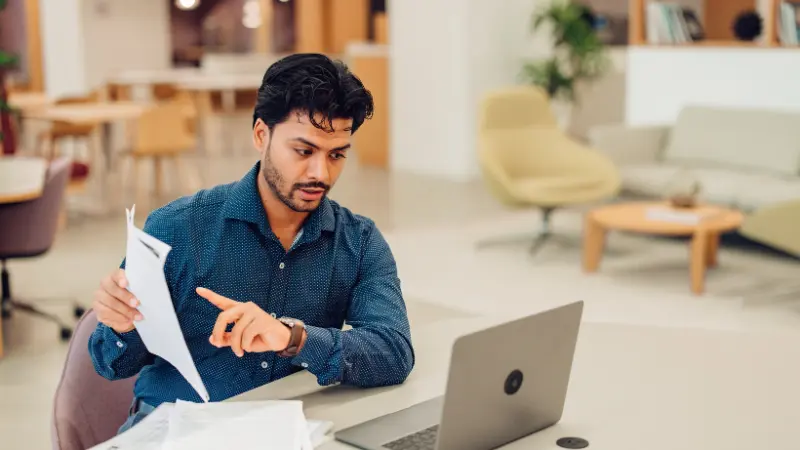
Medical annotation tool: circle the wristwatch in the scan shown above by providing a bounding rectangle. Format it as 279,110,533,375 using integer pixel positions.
277,317,305,357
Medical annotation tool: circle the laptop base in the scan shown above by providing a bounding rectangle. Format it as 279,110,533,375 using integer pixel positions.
335,396,444,450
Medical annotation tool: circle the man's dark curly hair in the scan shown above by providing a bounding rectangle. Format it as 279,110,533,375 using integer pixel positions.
252,53,374,134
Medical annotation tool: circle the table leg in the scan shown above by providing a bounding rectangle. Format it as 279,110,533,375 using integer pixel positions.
690,231,709,295
102,122,113,170
0,314,4,358
582,215,607,273
706,232,720,268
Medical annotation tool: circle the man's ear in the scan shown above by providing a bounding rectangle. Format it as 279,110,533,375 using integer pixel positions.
253,118,272,151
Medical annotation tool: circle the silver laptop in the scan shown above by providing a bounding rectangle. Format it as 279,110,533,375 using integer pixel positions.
334,301,583,450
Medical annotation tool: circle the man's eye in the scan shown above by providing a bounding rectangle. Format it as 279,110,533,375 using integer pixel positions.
295,148,312,156
330,152,346,160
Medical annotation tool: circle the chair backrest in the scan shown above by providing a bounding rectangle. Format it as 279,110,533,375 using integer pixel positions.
52,93,100,135
478,85,557,132
51,310,136,450
0,157,71,258
476,87,556,194
132,97,197,155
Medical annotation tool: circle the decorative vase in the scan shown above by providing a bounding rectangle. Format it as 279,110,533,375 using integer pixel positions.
549,99,573,130
665,169,701,208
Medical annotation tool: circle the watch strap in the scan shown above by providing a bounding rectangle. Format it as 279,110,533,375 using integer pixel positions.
278,318,304,357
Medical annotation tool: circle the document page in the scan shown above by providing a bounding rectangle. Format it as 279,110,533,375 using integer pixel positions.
125,206,209,402
87,403,174,450
164,400,312,450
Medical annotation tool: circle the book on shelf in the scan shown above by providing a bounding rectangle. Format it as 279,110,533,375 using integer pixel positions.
779,1,800,45
646,1,704,44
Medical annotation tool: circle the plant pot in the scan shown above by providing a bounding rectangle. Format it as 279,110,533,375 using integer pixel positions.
549,99,573,130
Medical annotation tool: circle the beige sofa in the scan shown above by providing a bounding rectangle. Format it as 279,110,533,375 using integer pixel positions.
589,106,800,256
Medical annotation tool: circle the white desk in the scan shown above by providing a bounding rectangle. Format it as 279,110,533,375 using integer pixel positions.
234,317,800,450
0,156,47,204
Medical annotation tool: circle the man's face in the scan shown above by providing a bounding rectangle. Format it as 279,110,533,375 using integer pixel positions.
253,112,352,213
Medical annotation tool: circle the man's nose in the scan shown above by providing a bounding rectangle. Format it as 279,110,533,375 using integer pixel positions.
306,154,329,182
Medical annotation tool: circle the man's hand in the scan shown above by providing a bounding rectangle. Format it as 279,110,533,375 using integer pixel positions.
93,269,143,334
196,287,292,357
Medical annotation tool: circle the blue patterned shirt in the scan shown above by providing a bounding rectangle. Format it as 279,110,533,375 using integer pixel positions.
88,162,414,407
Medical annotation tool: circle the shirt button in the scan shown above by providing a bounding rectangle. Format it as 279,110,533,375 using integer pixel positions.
279,262,285,269
116,341,124,348
261,361,269,369
301,362,309,368
270,313,277,318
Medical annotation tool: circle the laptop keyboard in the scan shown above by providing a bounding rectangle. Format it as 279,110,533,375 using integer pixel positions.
383,425,439,450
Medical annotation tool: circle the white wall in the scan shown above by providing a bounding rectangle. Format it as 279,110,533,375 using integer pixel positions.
81,0,172,90
39,0,171,98
626,47,800,126
389,0,543,181
39,0,86,98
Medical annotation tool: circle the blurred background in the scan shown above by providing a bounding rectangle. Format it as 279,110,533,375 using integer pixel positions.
2,0,800,448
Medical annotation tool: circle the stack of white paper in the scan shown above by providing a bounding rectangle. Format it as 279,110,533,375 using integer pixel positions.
88,403,175,450
164,400,322,450
89,401,333,450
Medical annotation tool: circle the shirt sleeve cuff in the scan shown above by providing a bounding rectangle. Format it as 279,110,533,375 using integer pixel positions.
291,324,342,385
103,325,146,359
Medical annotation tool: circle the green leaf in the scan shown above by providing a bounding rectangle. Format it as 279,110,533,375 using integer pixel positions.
0,51,18,68
523,0,609,104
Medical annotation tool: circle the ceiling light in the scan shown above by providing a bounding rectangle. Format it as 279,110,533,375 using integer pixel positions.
176,0,200,11
242,0,262,29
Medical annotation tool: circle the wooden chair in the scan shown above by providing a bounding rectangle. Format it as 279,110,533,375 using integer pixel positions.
106,83,131,102
152,83,180,102
36,92,100,194
122,95,200,207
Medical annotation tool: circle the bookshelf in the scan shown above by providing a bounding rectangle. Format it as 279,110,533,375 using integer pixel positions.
628,0,797,47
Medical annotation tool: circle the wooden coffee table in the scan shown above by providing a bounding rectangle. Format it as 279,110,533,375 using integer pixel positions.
583,202,744,295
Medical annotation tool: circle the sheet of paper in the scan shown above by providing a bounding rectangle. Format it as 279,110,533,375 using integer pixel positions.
307,419,334,447
163,400,312,450
125,206,210,402
87,403,174,450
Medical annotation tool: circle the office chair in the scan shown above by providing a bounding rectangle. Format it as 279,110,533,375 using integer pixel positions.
52,309,137,450
477,86,621,255
0,157,79,341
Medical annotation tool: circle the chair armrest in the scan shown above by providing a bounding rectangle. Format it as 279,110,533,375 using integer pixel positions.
740,200,800,257
587,124,670,166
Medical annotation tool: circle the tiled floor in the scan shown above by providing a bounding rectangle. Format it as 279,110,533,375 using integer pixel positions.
2,117,800,449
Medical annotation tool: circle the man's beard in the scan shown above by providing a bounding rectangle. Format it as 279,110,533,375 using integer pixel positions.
262,147,330,213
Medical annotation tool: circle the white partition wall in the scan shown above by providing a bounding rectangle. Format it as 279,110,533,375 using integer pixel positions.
626,46,800,126
39,0,171,98
389,0,543,181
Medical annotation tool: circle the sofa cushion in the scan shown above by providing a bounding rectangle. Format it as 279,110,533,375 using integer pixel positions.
620,164,800,211
620,164,682,197
663,106,800,176
733,176,800,212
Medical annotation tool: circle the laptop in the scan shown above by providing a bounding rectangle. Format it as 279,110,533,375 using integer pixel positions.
334,301,583,450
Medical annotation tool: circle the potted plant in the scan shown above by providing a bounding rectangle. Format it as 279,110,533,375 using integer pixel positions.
520,0,609,127
0,0,19,155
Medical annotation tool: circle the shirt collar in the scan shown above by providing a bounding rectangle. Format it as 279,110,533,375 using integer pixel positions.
223,162,336,241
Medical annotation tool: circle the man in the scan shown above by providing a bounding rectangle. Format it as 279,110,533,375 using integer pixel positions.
88,53,415,433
